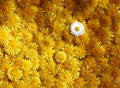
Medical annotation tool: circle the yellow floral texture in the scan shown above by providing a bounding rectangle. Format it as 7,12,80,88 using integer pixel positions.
0,0,120,88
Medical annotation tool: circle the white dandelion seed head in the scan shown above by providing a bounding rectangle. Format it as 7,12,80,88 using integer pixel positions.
70,22,85,37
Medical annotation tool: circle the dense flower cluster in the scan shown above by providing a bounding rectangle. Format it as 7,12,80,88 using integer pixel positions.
0,0,120,88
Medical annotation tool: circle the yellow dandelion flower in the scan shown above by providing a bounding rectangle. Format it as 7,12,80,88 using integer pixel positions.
98,0,109,8
100,15,112,27
111,45,120,58
0,26,12,45
27,22,38,33
62,29,74,44
65,57,79,70
5,38,22,55
87,19,101,32
10,57,21,67
0,81,13,88
84,56,96,69
110,56,120,67
7,67,22,82
28,77,41,88
5,14,21,29
31,58,39,70
92,43,106,57
73,77,86,88
65,57,80,79
64,44,75,57
10,28,22,40
58,70,73,84
87,0,99,11
109,0,120,6
21,29,33,43
107,4,119,17
47,60,56,75
54,51,67,64
32,32,43,44
43,36,55,48
100,75,113,88
0,49,3,58
42,75,55,88
111,68,120,83
1,56,11,71
54,38,64,50
43,48,55,59
22,5,38,20
96,57,109,67
20,59,32,71
114,32,120,43
27,42,38,50
37,44,48,54
75,45,86,59
0,0,16,15
53,80,68,88
74,32,90,45
16,80,28,88
25,49,38,59
86,74,100,88
97,27,114,44
65,0,75,11
30,0,41,6
0,70,5,80
39,57,47,70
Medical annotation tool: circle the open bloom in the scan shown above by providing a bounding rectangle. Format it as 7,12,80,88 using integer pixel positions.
70,22,85,36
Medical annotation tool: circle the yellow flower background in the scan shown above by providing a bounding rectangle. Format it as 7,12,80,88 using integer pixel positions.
0,0,120,88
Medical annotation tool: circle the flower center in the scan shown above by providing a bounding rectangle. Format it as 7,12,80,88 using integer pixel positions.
75,26,80,31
